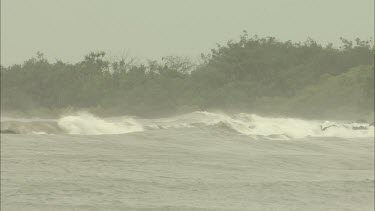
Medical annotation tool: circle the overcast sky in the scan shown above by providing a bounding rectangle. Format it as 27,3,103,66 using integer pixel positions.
1,0,374,66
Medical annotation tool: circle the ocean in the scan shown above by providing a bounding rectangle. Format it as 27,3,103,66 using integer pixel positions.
1,111,374,210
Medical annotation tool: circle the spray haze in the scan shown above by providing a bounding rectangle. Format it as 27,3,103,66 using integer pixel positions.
1,1,374,210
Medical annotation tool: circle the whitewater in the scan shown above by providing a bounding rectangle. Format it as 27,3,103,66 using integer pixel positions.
1,111,374,139
1,111,374,210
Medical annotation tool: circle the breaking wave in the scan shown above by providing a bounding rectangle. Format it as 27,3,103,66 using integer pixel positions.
1,112,144,135
1,111,373,139
142,111,374,139
57,112,144,135
190,112,374,139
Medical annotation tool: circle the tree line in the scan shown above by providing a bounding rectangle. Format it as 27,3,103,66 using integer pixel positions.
1,33,374,119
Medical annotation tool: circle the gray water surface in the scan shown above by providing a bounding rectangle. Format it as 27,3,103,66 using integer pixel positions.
1,128,374,211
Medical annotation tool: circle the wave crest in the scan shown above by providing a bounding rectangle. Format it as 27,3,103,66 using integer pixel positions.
1,111,373,139
57,112,144,135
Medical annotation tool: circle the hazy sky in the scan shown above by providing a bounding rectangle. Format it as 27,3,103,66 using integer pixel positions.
1,0,374,66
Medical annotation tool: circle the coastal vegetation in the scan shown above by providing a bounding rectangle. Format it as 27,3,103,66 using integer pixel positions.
1,33,373,120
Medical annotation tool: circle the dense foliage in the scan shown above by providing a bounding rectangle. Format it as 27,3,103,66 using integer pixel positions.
1,33,374,119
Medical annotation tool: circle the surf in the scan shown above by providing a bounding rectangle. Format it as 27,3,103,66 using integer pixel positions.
1,111,373,139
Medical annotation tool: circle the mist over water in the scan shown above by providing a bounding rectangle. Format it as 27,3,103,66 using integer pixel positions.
1,1,374,209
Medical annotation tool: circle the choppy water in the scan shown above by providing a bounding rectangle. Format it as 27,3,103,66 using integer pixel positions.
1,112,374,210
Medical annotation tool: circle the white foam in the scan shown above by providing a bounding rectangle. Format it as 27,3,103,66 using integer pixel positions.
57,112,143,135
160,111,374,139
3,111,373,138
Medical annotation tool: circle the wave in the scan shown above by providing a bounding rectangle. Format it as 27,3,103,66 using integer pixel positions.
1,112,144,135
57,112,144,135
1,111,373,139
0,120,62,135
188,112,374,139
142,111,374,139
